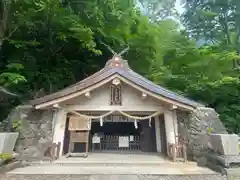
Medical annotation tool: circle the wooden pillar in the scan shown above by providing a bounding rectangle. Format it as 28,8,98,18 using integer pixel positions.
52,109,67,156
164,110,176,144
164,110,178,157
173,110,178,142
155,116,161,152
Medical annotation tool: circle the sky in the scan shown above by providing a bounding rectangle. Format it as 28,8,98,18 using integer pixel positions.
136,0,185,16
175,0,185,14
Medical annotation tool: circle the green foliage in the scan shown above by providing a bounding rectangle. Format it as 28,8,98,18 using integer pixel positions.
0,119,22,132
207,127,214,134
0,0,239,134
0,153,12,160
182,0,240,67
180,0,240,132
0,73,26,86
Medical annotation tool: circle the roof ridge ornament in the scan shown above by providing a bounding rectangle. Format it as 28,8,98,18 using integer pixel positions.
100,41,130,69
118,46,129,57
100,41,129,57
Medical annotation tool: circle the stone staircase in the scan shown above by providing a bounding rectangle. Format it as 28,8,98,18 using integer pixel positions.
1,153,235,180
2,161,232,180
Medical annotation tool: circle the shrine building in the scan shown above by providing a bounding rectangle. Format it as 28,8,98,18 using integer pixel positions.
30,55,204,159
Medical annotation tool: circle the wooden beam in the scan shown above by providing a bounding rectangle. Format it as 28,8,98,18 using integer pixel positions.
35,75,117,109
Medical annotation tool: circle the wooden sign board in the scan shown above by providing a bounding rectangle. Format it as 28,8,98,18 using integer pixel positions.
68,116,91,131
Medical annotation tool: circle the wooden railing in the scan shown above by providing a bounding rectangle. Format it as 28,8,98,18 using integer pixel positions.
168,142,187,162
44,142,61,161
92,135,141,152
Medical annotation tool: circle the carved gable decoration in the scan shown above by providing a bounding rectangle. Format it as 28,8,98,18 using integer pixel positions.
110,84,122,105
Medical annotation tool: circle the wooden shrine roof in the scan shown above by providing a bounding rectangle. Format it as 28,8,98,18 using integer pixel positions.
30,55,204,110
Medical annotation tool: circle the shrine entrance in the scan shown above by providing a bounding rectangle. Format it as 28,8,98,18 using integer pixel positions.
90,121,141,152
89,115,157,153
63,114,158,155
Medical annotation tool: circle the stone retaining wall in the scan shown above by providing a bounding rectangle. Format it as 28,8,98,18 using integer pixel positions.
7,106,54,161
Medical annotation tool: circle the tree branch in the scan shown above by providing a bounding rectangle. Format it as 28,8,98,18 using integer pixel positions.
48,45,65,60
0,86,18,96
5,26,18,39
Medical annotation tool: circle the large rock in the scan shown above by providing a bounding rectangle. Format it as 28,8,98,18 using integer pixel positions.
187,107,227,160
189,107,227,134
209,134,239,156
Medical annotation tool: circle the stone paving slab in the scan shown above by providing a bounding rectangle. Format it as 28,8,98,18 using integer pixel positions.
7,164,216,175
54,153,166,164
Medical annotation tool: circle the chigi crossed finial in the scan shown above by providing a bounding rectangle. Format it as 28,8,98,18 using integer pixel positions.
101,41,130,69
100,41,129,58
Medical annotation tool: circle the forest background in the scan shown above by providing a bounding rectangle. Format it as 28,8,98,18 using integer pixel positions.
0,0,239,133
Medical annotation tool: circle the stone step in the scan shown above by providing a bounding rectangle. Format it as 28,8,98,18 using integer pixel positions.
5,164,217,175
26,160,173,167
26,163,170,167
3,162,231,180
52,162,173,167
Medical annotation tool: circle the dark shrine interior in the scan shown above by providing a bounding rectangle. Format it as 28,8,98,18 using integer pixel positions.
72,122,142,153
64,119,158,154
90,121,141,136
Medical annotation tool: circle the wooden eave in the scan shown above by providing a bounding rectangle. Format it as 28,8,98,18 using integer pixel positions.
30,56,204,111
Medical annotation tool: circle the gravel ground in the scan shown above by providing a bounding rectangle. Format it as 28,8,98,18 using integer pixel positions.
2,174,239,180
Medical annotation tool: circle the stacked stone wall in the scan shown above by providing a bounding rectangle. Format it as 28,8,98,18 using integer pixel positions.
177,107,227,161
7,106,54,161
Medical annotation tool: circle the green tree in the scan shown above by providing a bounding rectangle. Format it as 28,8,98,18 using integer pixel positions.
182,0,240,68
0,0,239,134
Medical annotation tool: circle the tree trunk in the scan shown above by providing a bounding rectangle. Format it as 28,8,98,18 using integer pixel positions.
235,1,240,67
0,0,9,51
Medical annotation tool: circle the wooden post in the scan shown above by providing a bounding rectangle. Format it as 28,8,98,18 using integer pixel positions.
172,143,176,162
68,132,73,153
85,141,89,158
50,144,55,161
183,144,187,162
49,142,61,161
56,142,61,159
